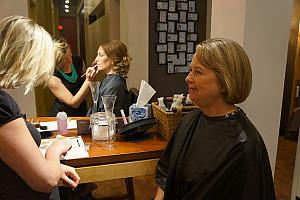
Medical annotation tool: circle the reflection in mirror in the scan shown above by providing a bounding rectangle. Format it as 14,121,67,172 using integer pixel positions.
34,0,123,116
54,0,120,66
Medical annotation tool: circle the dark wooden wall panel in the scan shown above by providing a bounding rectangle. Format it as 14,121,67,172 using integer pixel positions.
59,17,78,54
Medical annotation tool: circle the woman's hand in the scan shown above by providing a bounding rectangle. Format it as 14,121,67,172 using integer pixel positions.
85,66,99,81
60,164,80,189
47,140,72,156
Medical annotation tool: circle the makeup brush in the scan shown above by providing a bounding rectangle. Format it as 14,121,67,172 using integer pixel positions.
81,65,98,77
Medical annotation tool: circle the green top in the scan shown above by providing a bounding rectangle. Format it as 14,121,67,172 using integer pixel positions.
58,63,78,83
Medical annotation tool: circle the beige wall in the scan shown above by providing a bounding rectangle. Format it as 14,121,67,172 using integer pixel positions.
83,0,149,92
210,0,246,45
243,0,292,173
29,0,58,35
85,15,110,65
210,0,293,173
84,0,120,66
120,0,148,90
0,0,28,17
109,0,120,40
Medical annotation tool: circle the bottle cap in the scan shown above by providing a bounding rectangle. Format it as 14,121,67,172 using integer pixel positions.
57,111,67,119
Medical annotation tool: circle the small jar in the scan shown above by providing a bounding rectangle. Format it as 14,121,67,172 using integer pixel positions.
90,112,116,141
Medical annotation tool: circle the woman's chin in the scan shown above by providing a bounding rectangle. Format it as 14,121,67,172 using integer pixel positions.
188,93,196,101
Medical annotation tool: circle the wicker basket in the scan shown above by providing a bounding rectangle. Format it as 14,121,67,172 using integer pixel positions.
152,102,197,140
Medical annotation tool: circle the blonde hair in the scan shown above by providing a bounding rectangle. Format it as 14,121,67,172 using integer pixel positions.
0,15,55,94
100,40,131,78
196,38,252,104
53,37,69,70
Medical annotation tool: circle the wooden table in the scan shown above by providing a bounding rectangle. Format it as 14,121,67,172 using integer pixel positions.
35,117,167,184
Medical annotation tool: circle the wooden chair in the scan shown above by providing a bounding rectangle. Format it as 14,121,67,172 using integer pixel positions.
128,87,139,105
123,87,139,116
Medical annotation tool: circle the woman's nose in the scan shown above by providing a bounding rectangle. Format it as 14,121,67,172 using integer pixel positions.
185,72,192,83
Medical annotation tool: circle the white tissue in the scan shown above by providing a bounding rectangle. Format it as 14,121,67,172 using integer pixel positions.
136,80,156,107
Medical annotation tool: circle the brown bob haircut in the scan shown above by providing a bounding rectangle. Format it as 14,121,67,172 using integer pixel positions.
195,38,252,104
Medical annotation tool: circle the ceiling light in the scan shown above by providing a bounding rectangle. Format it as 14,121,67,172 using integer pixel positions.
65,9,69,13
65,0,69,3
65,5,69,8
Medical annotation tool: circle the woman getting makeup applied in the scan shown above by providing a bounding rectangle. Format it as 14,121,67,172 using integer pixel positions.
155,38,275,200
87,40,132,116
0,15,80,199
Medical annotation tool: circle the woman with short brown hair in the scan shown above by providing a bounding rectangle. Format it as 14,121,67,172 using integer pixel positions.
155,38,275,200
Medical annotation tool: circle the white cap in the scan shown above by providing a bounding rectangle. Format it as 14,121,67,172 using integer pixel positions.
56,111,67,119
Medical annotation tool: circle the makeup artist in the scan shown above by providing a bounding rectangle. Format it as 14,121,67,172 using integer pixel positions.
48,37,98,116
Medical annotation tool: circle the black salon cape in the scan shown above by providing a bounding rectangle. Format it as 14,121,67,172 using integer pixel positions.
156,109,275,200
88,74,129,116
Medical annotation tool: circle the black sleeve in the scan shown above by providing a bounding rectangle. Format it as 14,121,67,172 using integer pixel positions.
0,90,23,126
156,127,178,191
237,140,275,200
0,90,41,146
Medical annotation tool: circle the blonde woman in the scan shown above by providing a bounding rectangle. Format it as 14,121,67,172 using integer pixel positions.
155,38,275,200
48,38,98,116
0,16,81,199
88,40,132,116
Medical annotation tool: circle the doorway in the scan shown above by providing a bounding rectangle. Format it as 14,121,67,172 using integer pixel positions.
280,0,300,137
275,0,300,199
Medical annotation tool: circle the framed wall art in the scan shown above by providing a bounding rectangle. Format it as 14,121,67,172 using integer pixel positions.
155,0,199,74
157,1,168,10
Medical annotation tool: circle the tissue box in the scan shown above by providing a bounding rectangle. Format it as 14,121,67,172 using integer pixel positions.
129,103,152,121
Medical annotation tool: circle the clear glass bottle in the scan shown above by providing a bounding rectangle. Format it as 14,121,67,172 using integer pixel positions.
158,97,166,111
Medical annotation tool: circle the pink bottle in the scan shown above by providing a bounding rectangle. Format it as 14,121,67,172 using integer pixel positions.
56,111,68,135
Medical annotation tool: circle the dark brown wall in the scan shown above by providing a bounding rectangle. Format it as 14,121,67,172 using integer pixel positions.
148,0,207,98
59,17,78,54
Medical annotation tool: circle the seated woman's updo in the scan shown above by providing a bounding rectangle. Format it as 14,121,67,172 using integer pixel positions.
100,40,131,78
